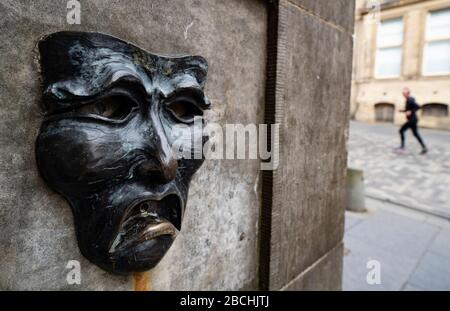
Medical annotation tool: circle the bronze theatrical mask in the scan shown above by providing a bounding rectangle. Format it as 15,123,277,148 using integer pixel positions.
35,31,210,274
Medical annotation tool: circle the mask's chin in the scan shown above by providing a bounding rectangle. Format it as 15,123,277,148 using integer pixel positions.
91,194,183,274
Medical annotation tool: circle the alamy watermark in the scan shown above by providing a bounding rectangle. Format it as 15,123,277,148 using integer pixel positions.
366,259,381,285
66,260,81,285
170,117,280,171
67,0,81,25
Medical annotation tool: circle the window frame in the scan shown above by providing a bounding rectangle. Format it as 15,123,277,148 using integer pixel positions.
422,7,450,77
374,17,405,79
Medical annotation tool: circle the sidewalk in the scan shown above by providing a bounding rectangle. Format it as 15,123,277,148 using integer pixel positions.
348,121,450,219
343,197,450,291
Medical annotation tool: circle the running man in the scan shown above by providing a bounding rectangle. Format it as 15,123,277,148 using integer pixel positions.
398,87,428,155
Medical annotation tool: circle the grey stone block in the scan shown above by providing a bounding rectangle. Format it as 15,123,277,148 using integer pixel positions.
409,252,450,291
428,228,450,260
346,210,439,259
268,0,353,290
343,234,418,291
282,243,344,291
285,0,356,33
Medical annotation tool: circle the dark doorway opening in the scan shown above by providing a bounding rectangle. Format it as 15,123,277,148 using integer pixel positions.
422,103,449,118
375,103,395,123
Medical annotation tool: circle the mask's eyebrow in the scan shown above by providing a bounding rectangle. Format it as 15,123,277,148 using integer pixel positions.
164,87,211,110
42,71,149,114
44,68,148,100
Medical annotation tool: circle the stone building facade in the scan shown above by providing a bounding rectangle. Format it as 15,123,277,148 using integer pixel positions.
352,0,450,130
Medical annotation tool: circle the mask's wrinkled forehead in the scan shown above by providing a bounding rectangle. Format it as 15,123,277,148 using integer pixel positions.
38,31,208,114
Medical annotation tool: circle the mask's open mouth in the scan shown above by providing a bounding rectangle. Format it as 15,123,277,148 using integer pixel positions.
109,194,182,254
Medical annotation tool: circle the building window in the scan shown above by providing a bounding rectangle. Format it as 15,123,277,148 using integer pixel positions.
423,8,450,76
375,18,404,78
422,103,449,118
375,103,395,122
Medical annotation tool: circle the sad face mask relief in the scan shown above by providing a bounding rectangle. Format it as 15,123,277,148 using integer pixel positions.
36,31,210,274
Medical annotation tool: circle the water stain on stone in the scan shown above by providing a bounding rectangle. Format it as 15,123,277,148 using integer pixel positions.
133,271,150,291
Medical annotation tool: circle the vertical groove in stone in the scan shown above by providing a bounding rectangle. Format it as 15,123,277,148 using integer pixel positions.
259,0,289,291
258,0,279,291
270,0,289,290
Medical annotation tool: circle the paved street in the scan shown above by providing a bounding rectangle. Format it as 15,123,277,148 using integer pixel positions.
345,121,450,290
343,198,450,291
348,121,450,218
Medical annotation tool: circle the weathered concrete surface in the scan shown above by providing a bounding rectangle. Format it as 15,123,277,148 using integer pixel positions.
281,243,344,291
344,198,450,291
0,0,266,290
288,0,356,33
268,0,354,290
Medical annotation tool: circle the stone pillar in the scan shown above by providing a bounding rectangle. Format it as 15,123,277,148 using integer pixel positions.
260,0,355,291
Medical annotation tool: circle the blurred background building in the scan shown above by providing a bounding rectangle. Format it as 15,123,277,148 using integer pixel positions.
351,0,450,130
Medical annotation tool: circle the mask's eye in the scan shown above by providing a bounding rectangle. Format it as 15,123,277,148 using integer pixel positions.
166,100,203,123
76,95,137,120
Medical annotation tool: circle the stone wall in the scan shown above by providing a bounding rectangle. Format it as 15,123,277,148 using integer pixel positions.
0,0,354,290
0,0,267,290
261,0,354,291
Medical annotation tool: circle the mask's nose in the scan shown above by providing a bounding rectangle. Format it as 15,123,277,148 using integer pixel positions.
136,103,178,183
